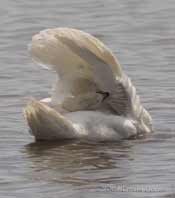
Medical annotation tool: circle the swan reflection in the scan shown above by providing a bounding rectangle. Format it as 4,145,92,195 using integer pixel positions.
25,140,134,186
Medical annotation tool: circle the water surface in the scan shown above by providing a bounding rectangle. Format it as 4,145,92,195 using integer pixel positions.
0,0,175,197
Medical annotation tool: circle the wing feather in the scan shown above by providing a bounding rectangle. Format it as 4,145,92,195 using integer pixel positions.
29,28,131,115
28,27,152,133
29,28,122,94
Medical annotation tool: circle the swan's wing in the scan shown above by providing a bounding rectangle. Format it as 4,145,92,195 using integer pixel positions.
108,77,131,115
29,28,122,98
29,27,133,115
27,27,152,134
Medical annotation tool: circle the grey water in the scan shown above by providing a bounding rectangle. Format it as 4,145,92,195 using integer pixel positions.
0,0,175,197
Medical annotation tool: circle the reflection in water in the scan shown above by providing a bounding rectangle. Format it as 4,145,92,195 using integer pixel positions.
25,140,134,186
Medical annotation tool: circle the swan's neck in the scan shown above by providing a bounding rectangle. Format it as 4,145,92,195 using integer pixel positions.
120,73,152,133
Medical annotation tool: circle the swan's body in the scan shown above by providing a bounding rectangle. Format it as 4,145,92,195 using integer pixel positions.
24,28,152,141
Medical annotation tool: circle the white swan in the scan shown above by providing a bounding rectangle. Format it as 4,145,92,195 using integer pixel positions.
24,28,152,141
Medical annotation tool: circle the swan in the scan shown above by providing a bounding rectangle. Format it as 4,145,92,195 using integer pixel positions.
24,28,152,141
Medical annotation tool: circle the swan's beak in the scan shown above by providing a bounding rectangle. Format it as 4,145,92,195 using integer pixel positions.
96,91,110,102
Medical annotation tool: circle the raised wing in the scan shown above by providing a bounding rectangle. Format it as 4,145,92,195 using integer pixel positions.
29,28,135,116
27,27,152,134
29,28,122,96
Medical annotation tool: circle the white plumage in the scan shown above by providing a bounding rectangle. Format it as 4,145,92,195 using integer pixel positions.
24,27,152,141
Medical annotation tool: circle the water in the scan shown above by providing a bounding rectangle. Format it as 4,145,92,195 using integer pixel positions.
0,0,175,197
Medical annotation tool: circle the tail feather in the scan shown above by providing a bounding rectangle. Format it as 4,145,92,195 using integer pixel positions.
24,100,77,141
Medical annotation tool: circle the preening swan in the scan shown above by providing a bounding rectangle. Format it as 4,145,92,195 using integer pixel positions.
24,28,152,141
